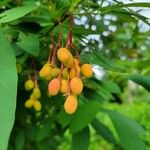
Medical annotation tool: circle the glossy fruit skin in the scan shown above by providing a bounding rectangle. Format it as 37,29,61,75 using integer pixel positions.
70,77,83,95
39,63,52,77
48,78,60,96
25,80,35,91
25,99,34,108
33,87,41,99
57,48,74,68
64,95,78,114
81,64,93,78
69,66,80,79
33,101,41,111
60,79,68,94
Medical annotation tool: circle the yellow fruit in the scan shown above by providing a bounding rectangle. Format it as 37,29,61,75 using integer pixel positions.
64,95,78,114
81,64,93,78
62,68,68,79
25,99,34,108
57,48,74,68
16,63,22,74
25,80,35,91
60,79,68,94
48,78,60,96
50,68,60,78
69,66,80,79
39,63,52,77
33,87,41,99
45,74,52,81
57,48,70,63
70,77,83,95
74,58,79,66
33,101,41,111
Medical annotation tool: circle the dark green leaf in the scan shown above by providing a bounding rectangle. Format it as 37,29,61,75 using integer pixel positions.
0,31,18,150
129,75,150,91
105,110,146,150
72,127,90,150
92,118,116,144
15,131,25,150
70,101,101,133
16,33,40,56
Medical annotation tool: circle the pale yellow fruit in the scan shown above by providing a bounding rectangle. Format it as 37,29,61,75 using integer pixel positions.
32,87,41,99
25,80,35,91
33,101,41,111
62,68,68,80
39,63,52,77
25,99,34,108
69,66,80,79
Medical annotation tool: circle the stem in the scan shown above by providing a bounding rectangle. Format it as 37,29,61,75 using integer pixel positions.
33,60,38,87
58,64,64,80
51,43,58,66
71,43,80,63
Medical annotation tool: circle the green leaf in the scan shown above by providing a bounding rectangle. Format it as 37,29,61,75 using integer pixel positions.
15,131,25,150
0,5,38,23
36,118,52,141
72,127,90,150
0,31,18,150
70,101,101,133
56,110,73,128
106,110,146,150
16,33,40,56
128,75,150,91
92,118,116,144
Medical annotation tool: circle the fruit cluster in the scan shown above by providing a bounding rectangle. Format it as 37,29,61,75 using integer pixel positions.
39,47,93,114
24,79,42,111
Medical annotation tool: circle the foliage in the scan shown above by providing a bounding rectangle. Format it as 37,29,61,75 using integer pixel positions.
0,0,150,150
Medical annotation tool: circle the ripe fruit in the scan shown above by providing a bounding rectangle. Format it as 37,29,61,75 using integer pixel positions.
25,80,35,91
60,79,68,94
50,68,60,78
33,87,41,99
48,78,60,95
39,63,52,77
57,48,70,63
57,48,74,68
33,101,41,111
25,99,34,108
69,66,80,79
74,58,79,66
70,77,83,95
64,95,78,114
62,68,68,79
81,64,93,78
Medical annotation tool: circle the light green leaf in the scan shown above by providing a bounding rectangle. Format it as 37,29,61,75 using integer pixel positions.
106,110,146,150
70,101,101,133
16,33,40,56
0,31,18,150
72,127,90,150
0,5,38,23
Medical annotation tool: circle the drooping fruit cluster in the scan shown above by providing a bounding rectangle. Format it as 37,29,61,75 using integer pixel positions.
24,78,42,111
39,46,93,114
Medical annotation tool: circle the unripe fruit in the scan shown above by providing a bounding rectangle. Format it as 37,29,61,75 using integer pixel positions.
62,68,68,79
69,66,80,79
33,101,41,111
39,63,52,77
48,78,60,96
60,79,68,94
64,95,78,114
33,87,41,99
25,80,35,91
25,99,34,108
50,68,60,78
70,77,83,95
81,64,93,78
45,74,52,81
65,53,74,68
